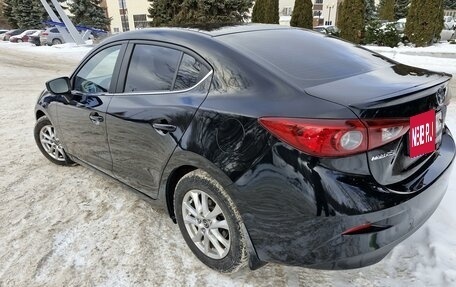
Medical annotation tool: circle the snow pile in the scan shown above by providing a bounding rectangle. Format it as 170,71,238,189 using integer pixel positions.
367,42,456,57
366,42,456,74
0,41,92,62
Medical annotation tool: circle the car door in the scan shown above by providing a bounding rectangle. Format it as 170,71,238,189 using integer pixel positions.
56,43,126,175
106,41,212,198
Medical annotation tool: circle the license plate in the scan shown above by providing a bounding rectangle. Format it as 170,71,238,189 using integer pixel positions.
409,110,440,158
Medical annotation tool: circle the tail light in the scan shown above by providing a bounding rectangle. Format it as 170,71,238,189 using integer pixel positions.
42,32,48,36
258,117,409,157
363,119,409,150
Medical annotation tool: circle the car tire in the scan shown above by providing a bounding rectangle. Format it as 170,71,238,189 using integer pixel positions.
52,39,62,45
174,169,248,273
34,116,75,166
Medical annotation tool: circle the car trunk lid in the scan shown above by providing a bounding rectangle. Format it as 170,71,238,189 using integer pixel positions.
305,64,452,187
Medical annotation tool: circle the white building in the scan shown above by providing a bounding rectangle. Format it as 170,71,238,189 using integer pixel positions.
105,0,151,34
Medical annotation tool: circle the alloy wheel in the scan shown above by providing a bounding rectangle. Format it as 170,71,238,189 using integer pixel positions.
39,125,65,161
182,189,231,259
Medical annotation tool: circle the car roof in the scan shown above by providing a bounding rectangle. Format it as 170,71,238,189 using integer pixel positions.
7,29,23,33
192,23,291,36
106,24,291,42
100,24,296,53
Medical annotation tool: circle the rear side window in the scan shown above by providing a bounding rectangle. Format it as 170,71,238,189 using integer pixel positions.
174,54,210,90
51,28,58,33
124,45,181,92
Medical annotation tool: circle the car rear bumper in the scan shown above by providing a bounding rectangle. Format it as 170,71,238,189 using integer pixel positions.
235,129,455,269
306,159,452,269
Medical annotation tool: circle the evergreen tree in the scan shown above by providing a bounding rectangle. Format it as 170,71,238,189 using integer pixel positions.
365,0,376,22
0,0,7,28
68,0,110,30
252,0,265,23
47,0,70,20
264,0,279,23
2,0,69,29
172,0,254,25
405,0,444,46
395,0,409,20
378,0,395,21
290,0,312,28
336,1,345,28
2,0,18,28
444,0,456,9
148,0,181,27
0,2,4,27
12,0,47,29
252,0,277,24
339,0,365,44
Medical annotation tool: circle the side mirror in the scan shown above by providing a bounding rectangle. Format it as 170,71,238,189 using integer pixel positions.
46,77,71,95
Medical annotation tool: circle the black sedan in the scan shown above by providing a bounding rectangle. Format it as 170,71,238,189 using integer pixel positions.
34,25,454,273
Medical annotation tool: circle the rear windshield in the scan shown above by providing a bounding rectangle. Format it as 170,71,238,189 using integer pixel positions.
219,29,394,85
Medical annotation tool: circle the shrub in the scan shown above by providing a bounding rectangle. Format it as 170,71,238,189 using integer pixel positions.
365,21,401,47
290,0,312,29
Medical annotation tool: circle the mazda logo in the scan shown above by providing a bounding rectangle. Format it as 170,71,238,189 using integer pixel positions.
436,86,446,105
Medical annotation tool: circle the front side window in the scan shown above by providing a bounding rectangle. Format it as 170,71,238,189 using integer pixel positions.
74,45,121,93
124,45,181,93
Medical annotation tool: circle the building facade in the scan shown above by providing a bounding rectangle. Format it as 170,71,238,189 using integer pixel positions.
445,9,456,18
105,0,150,34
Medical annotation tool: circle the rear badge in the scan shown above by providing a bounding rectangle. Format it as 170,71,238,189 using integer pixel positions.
371,150,396,161
409,110,436,158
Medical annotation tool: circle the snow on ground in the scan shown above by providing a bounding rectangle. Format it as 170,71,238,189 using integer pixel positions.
0,41,92,63
367,42,456,74
0,41,456,286
367,42,456,56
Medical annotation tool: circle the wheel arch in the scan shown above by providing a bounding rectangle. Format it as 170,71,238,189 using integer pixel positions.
36,109,46,120
163,165,197,222
159,149,234,222
159,149,266,270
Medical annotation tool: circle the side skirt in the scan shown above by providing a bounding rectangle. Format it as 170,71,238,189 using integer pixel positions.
69,155,168,214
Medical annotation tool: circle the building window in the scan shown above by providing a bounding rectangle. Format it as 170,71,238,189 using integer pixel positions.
313,10,322,17
118,0,127,16
325,20,333,25
118,0,127,9
133,14,148,29
113,28,120,33
315,0,323,3
121,15,130,32
281,7,292,16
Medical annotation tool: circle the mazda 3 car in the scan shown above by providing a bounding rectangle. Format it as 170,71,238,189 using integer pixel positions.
34,25,455,273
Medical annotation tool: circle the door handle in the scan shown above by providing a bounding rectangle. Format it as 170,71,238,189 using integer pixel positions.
89,112,104,125
152,123,177,133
